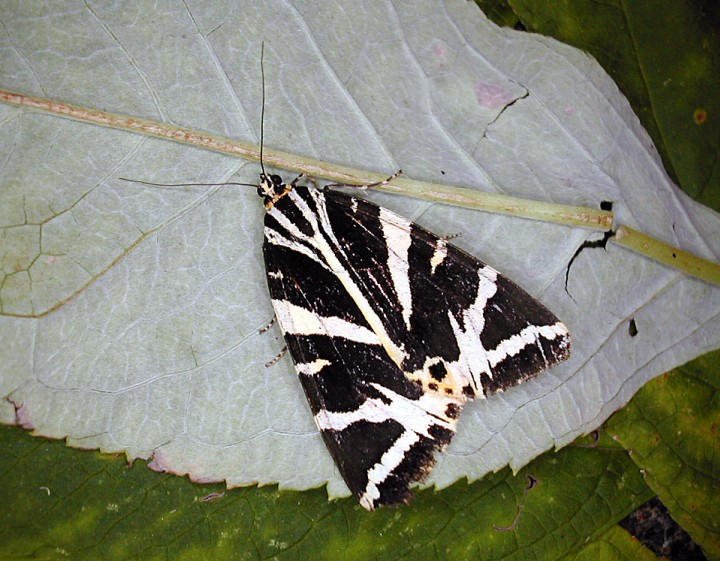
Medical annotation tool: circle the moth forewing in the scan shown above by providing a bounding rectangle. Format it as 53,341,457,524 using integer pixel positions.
260,176,570,509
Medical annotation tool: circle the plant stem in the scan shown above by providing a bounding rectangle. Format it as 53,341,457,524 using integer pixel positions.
0,88,610,232
2,88,718,286
613,226,720,285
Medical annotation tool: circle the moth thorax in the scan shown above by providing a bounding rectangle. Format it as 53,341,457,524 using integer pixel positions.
258,173,290,208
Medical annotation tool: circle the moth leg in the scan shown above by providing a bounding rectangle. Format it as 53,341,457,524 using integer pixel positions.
288,172,319,188
442,232,462,241
292,173,320,189
259,317,288,367
265,346,288,368
364,169,403,188
289,173,324,191
258,315,276,334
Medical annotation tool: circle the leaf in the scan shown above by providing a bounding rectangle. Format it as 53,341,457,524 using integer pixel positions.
607,350,720,558
506,1,720,209
565,525,660,561
1,0,719,501
0,424,653,560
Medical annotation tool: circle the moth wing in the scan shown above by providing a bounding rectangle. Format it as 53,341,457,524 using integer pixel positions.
321,188,571,398
263,186,465,509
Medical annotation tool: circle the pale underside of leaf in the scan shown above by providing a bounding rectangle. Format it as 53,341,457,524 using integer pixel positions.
0,0,718,498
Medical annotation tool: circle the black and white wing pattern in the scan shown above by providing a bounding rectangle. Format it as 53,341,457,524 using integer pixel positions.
258,174,571,510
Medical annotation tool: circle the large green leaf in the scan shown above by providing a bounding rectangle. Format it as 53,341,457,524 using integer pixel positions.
564,525,660,561
0,425,652,560
607,350,720,558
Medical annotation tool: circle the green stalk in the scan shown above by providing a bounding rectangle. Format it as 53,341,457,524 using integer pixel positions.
2,88,718,286
613,226,720,285
0,89,611,232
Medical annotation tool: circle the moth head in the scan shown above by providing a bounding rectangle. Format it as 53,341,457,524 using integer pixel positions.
257,173,288,207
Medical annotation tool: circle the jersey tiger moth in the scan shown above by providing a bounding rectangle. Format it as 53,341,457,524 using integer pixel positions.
258,171,571,510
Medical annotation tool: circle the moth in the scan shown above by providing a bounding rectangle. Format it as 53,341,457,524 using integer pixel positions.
258,171,571,510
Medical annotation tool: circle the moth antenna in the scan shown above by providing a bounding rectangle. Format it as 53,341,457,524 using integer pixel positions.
117,178,257,189
259,41,267,179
